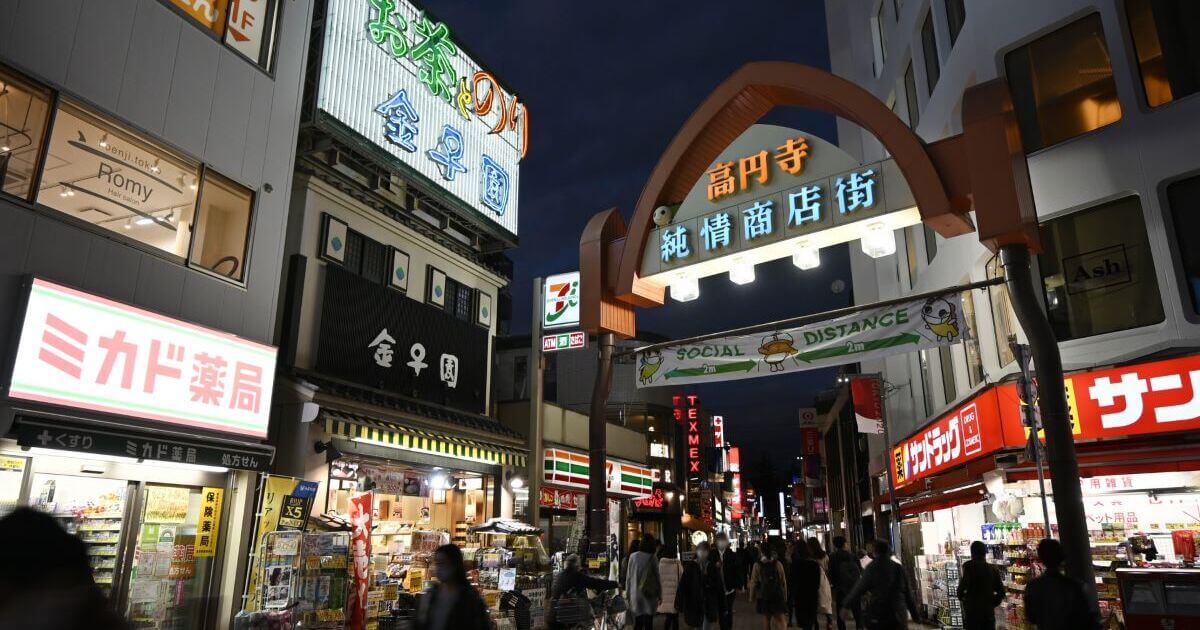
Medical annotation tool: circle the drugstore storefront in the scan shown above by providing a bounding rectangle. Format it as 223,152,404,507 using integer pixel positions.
883,354,1200,629
0,277,275,629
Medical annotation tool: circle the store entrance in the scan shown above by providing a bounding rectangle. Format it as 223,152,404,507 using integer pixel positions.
21,449,228,630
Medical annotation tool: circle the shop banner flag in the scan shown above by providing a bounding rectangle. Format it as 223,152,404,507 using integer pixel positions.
246,475,300,610
850,376,886,435
636,293,964,387
350,492,373,630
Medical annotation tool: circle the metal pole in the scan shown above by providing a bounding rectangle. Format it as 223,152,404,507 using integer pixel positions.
877,376,901,554
1032,438,1052,535
588,333,616,547
527,278,545,527
999,245,1098,614
835,407,853,548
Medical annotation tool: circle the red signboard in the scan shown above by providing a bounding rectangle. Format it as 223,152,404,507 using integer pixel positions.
850,376,885,434
892,388,1004,488
728,447,741,473
540,486,585,511
712,415,725,447
633,488,666,511
349,492,373,630
800,427,820,455
730,473,743,519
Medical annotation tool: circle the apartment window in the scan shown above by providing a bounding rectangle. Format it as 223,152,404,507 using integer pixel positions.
961,289,985,387
445,278,474,323
986,257,1017,366
0,66,52,202
1166,173,1200,313
191,170,254,280
921,11,941,96
945,0,966,46
1005,14,1121,152
903,63,920,127
871,4,889,77
1039,196,1164,340
166,0,279,69
1126,0,1200,107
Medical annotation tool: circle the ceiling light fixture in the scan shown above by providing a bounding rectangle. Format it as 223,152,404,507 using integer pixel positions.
861,222,897,258
124,218,132,230
98,133,109,149
135,217,154,226
729,259,755,285
150,159,161,174
670,275,699,302
792,241,820,270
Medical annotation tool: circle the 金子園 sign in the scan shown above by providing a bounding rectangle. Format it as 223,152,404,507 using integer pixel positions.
541,332,586,353
637,293,964,387
7,279,276,438
543,272,581,329
316,0,525,238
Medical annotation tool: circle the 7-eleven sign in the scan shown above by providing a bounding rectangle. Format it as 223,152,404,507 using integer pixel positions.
543,272,581,329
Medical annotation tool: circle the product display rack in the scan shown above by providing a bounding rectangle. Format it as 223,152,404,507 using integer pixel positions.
53,511,126,591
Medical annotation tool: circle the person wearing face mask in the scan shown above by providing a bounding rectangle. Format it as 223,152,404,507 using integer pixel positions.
415,544,491,630
712,533,741,630
675,542,725,629
748,540,789,630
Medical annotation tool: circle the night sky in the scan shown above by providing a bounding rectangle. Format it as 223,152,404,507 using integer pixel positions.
424,0,851,471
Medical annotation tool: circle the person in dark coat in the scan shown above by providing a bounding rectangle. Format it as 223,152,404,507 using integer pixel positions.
713,533,741,630
0,507,128,630
841,539,920,629
416,544,492,630
827,536,863,630
675,542,725,629
956,541,1005,630
1024,539,1099,630
551,553,619,599
788,541,822,630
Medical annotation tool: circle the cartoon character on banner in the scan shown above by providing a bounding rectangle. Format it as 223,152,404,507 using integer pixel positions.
639,350,664,385
758,331,797,372
922,297,960,342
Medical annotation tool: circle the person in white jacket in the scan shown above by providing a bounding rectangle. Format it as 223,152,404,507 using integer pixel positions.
657,545,683,630
625,536,662,630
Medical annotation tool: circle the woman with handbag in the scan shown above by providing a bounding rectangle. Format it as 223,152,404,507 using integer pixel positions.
625,537,662,630
549,554,618,629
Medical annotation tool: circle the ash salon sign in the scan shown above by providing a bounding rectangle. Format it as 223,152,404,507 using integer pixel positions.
316,266,488,413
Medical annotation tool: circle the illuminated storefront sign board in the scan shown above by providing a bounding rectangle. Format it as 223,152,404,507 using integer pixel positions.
542,331,586,353
639,125,919,296
316,0,525,238
542,272,581,329
7,279,277,438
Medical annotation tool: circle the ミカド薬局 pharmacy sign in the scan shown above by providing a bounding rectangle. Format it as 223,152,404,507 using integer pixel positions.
6,278,277,438
316,0,526,238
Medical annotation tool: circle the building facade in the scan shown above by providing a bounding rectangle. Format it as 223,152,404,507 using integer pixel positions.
0,0,312,626
827,0,1200,624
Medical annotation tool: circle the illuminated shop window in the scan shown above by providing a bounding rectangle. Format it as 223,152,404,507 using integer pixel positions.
1039,196,1164,340
1126,0,1200,107
1005,14,1122,152
191,169,255,281
0,65,52,202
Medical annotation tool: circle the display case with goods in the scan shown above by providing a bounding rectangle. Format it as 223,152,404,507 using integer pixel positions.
31,474,130,593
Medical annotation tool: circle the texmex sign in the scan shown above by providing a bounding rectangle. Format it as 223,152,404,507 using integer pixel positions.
892,354,1200,488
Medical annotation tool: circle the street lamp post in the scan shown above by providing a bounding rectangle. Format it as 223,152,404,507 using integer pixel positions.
840,372,900,554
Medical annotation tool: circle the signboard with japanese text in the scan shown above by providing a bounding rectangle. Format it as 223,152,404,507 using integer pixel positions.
349,492,373,630
637,293,964,387
316,265,488,413
892,388,1004,488
798,407,818,427
800,428,820,455
541,331,586,353
542,272,581,329
6,278,277,438
195,487,224,557
712,415,725,447
316,0,524,238
638,125,919,288
14,419,272,471
539,486,585,511
632,488,667,513
850,376,885,434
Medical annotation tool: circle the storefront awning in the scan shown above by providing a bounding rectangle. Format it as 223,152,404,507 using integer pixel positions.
322,409,526,468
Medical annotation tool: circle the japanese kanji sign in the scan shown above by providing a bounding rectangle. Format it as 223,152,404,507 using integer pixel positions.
316,266,488,413
317,0,524,238
636,293,964,387
892,388,1004,488
638,125,921,290
195,487,224,558
7,279,277,439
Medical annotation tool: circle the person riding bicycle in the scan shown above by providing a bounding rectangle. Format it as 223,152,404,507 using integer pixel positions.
550,554,619,629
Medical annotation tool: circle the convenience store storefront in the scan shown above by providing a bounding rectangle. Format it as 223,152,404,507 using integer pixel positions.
540,447,655,555
0,277,275,629
883,354,1200,628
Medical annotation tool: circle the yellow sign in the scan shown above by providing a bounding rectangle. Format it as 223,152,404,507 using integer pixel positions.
0,455,26,472
168,0,227,35
144,486,190,523
246,475,301,610
195,487,224,558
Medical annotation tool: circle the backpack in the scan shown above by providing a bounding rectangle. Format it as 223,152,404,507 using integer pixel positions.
639,557,662,600
757,561,786,611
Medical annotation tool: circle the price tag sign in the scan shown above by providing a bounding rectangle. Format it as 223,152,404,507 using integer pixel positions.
277,495,308,530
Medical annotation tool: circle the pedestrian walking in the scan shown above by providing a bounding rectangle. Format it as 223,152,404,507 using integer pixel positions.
676,542,725,629
840,539,920,629
956,541,1004,630
748,541,789,630
827,536,863,630
1024,539,1099,629
625,536,662,630
714,533,741,630
658,545,683,630
788,541,821,630
416,544,492,630
806,538,833,628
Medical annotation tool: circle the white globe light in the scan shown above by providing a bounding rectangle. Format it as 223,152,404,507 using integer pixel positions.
861,222,897,258
670,276,700,302
792,243,820,270
729,261,755,285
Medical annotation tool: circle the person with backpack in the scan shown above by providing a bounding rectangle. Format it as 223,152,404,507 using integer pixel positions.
1024,538,1100,630
956,541,1005,630
841,539,920,629
827,536,863,630
625,536,662,630
748,540,789,630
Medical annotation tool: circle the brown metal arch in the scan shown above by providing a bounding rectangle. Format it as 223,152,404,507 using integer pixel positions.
615,61,972,306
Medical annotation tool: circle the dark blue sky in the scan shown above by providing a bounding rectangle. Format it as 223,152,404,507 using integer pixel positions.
424,0,851,467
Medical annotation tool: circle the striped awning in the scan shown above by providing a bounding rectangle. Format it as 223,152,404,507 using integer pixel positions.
322,410,526,468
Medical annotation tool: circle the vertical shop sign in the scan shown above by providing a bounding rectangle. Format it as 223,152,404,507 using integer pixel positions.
850,376,885,434
712,415,725,447
800,427,820,455
675,394,705,517
195,487,224,558
350,492,374,630
225,0,271,63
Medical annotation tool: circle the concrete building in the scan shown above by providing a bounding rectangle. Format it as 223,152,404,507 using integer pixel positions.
826,0,1200,622
0,1,312,626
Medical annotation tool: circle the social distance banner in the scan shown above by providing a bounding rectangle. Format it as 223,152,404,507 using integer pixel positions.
636,293,965,387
